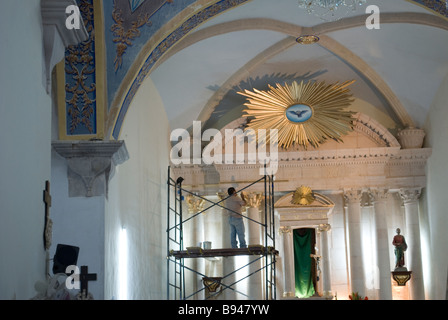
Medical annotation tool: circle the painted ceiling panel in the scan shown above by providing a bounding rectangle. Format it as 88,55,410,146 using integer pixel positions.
109,0,447,137
151,29,288,130
128,0,148,12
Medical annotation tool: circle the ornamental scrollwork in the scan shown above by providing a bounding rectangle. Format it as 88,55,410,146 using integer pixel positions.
65,0,96,135
111,8,152,72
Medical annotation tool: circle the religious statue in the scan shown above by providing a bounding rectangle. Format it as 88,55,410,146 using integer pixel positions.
392,228,408,270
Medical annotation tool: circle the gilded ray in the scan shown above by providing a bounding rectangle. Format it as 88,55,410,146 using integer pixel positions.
238,80,356,149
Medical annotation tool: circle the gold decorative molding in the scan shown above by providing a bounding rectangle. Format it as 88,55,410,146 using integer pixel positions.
217,192,227,201
241,191,264,208
391,270,412,286
57,0,106,140
291,186,315,206
111,8,151,72
186,194,205,214
239,80,356,149
202,277,223,294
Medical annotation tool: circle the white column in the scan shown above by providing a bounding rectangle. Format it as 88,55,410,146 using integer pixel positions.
399,188,425,300
318,224,332,299
244,192,264,300
247,207,262,245
279,226,295,298
369,188,392,300
217,192,235,300
185,194,205,300
344,189,366,297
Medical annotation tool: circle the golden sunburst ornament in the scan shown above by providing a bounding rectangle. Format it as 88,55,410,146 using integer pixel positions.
238,80,356,149
291,186,315,205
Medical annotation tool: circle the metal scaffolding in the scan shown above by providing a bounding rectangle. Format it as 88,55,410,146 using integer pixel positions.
166,166,277,300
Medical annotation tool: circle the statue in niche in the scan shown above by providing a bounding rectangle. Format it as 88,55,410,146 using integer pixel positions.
392,228,408,270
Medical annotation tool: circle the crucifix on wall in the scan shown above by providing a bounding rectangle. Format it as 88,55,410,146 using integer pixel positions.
80,266,97,295
75,265,97,300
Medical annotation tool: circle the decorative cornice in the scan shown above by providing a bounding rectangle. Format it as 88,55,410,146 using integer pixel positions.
275,191,334,209
41,0,89,46
52,140,129,164
353,113,401,148
41,0,88,93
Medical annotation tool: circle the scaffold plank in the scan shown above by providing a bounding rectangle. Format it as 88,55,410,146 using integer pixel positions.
169,246,278,259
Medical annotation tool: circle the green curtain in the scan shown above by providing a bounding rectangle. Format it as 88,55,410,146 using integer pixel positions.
293,229,315,298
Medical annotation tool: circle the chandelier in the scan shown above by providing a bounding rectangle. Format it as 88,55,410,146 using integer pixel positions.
298,0,367,21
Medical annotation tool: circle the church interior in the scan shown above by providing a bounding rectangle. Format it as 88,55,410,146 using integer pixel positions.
1,0,448,301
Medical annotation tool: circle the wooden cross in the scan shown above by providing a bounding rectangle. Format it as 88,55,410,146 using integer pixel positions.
80,265,97,296
43,180,52,250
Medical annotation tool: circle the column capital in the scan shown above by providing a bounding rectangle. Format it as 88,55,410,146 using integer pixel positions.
241,191,264,208
399,187,422,204
318,223,331,232
279,226,292,235
343,188,363,204
217,192,227,201
186,194,205,214
368,188,390,203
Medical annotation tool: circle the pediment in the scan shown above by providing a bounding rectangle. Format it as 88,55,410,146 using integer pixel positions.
275,190,335,210
275,189,335,228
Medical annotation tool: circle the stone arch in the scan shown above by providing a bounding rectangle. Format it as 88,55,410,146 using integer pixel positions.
109,11,448,139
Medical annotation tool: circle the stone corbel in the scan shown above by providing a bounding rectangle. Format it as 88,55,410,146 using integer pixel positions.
41,0,89,93
52,140,129,197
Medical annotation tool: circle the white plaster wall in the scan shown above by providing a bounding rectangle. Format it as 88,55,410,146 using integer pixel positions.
49,152,105,300
105,76,170,299
422,71,448,300
0,0,52,299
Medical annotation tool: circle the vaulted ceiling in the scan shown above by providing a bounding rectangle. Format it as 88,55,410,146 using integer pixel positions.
104,0,448,139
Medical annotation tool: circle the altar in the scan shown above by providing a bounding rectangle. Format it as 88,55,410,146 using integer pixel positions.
172,113,430,300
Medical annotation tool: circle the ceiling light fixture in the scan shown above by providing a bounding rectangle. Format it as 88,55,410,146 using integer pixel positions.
298,0,367,21
296,35,320,44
